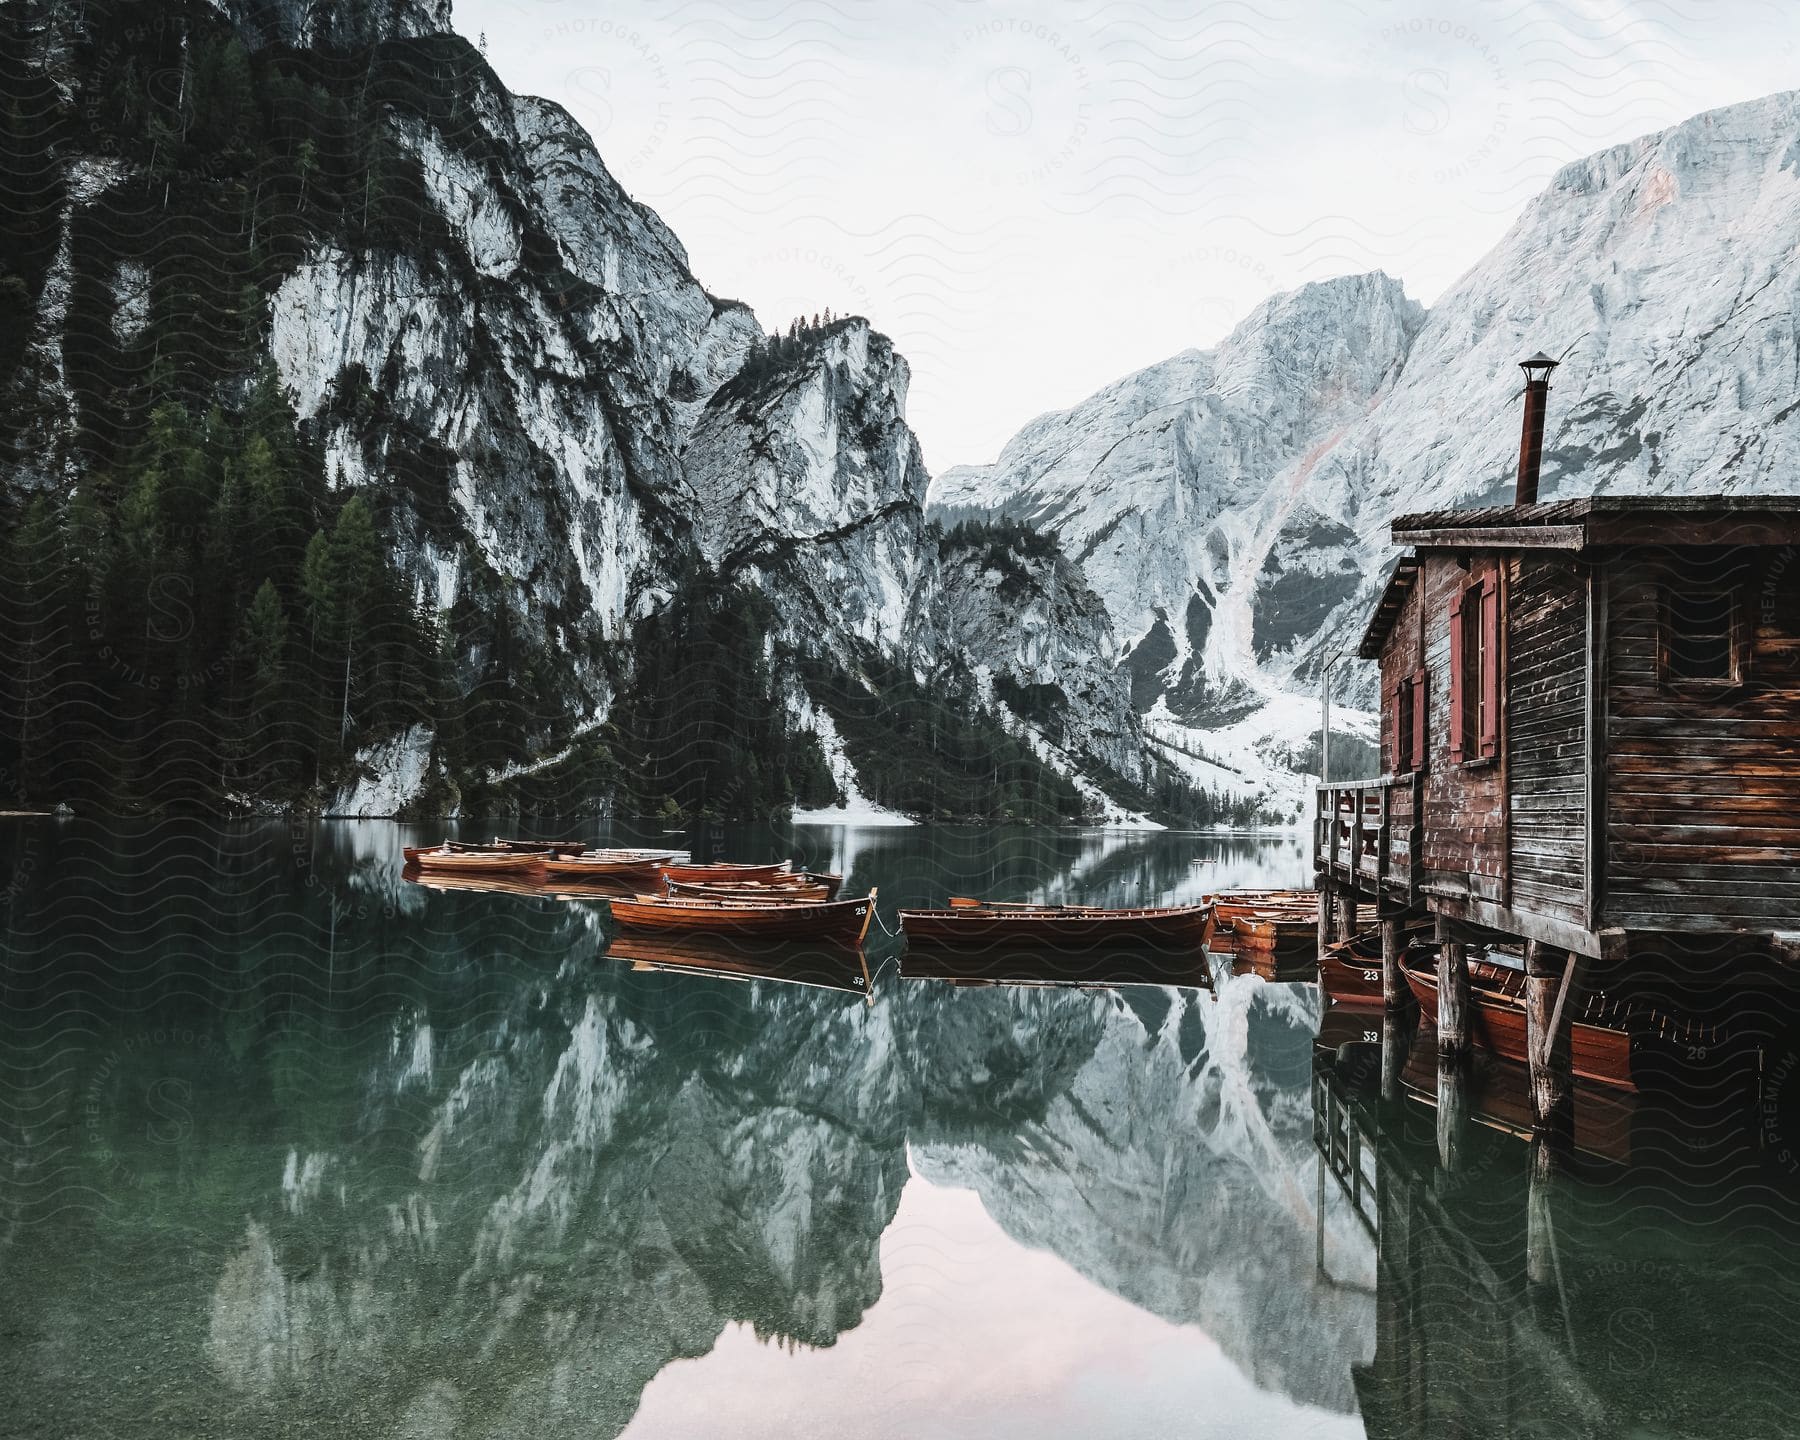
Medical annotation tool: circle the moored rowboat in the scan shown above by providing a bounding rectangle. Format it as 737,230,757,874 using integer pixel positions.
1205,890,1318,960
660,861,794,885
1318,931,1390,1009
404,845,546,876
609,890,878,943
541,855,670,885
1397,951,1715,1093
665,878,833,903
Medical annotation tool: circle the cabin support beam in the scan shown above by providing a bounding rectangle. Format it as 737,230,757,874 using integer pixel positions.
1436,922,1471,1059
1526,941,1577,1134
1380,916,1407,1012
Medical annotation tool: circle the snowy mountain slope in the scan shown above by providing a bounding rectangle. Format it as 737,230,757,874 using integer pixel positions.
932,273,1424,724
934,87,1800,770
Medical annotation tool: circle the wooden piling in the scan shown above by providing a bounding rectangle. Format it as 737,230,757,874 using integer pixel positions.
1525,941,1573,1132
1381,916,1406,1011
1317,881,1335,961
1338,891,1360,942
1436,931,1470,1059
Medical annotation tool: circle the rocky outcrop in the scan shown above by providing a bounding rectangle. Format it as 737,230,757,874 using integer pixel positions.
219,0,452,49
682,319,930,650
681,320,1159,808
909,525,1151,790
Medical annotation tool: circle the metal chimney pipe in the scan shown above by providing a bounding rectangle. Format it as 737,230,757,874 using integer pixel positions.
1515,352,1559,505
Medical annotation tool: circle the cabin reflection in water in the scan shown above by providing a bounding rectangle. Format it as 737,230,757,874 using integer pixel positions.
1313,1049,1800,1438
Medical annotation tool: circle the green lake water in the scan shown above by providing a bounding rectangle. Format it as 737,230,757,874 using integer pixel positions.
1,818,1796,1438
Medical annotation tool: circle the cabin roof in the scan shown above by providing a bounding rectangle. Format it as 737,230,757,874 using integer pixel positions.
1358,556,1421,659
1360,494,1800,659
1391,494,1800,550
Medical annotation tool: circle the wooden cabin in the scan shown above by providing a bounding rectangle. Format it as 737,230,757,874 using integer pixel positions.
1319,493,1800,960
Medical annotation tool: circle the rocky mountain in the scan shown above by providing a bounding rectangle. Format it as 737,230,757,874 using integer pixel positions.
933,88,1800,812
0,0,1192,823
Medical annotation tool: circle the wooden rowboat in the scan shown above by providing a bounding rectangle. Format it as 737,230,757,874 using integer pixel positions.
1318,931,1390,1009
1205,890,1317,960
541,855,668,885
1402,952,1646,1091
665,878,833,903
660,861,794,885
609,890,877,944
404,846,546,877
900,902,1211,949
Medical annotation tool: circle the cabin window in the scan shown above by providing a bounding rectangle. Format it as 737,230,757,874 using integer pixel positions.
1661,588,1738,683
1393,669,1428,774
1448,575,1500,763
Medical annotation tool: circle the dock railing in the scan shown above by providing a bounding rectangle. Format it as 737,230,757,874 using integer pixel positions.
1314,773,1423,906
1311,1059,1378,1239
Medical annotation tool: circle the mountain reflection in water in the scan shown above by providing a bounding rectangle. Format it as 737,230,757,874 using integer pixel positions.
4,819,1795,1437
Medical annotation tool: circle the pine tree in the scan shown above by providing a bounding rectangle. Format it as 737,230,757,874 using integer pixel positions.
234,577,290,791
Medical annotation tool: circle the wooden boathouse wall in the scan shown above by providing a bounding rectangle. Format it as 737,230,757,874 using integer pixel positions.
1373,549,1591,945
1503,554,1589,931
1604,546,1800,934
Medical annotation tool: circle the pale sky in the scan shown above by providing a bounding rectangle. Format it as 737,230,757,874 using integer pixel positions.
454,0,1800,474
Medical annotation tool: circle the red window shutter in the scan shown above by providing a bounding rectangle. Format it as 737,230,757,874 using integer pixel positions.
1479,576,1501,759
1410,667,1429,771
1390,679,1403,773
1447,589,1465,762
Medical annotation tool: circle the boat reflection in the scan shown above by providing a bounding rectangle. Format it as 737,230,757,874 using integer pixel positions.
605,931,873,997
900,939,1212,990
1393,1029,1639,1164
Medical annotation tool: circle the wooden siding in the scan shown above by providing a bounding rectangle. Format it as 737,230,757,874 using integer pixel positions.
1603,546,1800,933
1504,554,1588,927
1381,556,1508,903
1377,577,1422,776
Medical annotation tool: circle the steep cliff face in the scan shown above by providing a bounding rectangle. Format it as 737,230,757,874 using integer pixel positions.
263,84,761,654
680,320,1161,818
935,88,1800,797
683,319,929,651
219,0,451,48
0,0,1171,819
909,524,1151,793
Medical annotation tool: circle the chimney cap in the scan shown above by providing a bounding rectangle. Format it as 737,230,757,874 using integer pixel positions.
1519,352,1559,379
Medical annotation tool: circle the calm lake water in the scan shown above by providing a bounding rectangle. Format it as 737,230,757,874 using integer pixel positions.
1,818,1797,1438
